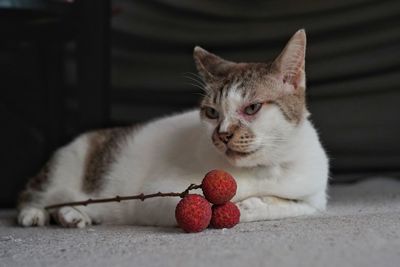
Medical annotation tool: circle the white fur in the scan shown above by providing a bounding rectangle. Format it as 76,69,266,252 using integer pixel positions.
18,207,48,227
18,107,328,227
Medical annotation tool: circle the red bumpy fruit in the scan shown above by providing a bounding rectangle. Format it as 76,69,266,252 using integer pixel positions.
210,201,241,229
175,194,212,233
201,170,237,205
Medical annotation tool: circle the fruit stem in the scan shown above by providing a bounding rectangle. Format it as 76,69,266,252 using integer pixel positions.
44,184,202,210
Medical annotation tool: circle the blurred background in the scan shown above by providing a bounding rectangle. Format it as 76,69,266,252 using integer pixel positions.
0,0,399,208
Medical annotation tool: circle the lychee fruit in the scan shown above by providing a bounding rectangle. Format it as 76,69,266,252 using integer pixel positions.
175,194,212,233
210,201,241,229
201,170,237,204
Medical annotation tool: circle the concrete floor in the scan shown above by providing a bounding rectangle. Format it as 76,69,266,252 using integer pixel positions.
1,177,399,267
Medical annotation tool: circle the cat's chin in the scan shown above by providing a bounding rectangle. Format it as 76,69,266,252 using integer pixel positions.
225,148,260,158
223,148,263,167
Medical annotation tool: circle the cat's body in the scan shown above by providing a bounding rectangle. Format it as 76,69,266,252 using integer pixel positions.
17,29,329,228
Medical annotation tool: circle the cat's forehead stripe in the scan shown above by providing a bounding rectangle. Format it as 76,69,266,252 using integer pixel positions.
211,81,242,105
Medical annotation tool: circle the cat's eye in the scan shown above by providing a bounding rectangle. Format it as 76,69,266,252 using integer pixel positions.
244,103,262,115
204,107,219,119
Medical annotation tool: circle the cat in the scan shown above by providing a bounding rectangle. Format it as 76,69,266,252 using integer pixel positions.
17,29,329,228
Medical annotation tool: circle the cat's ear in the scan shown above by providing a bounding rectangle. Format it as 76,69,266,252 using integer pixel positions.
273,29,306,89
193,46,235,83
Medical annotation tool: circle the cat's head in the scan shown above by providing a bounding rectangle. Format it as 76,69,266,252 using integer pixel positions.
194,29,309,167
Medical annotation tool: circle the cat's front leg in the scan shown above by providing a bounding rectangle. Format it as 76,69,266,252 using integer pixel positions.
51,206,93,228
236,196,317,223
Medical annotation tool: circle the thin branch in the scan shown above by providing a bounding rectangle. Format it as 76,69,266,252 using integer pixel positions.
45,184,202,210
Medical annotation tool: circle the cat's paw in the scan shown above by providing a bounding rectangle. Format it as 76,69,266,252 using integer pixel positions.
236,197,264,222
18,207,49,227
54,207,91,228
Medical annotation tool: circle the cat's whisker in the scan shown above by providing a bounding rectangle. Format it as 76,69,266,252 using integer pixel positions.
183,77,210,95
185,82,207,92
184,75,205,86
185,83,212,98
183,73,206,86
193,92,207,98
260,136,288,142
183,72,204,81
243,136,287,144
250,139,285,150
184,81,205,91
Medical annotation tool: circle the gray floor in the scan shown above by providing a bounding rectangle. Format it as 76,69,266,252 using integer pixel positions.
1,177,399,267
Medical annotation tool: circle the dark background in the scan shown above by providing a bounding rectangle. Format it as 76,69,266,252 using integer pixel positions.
1,0,399,208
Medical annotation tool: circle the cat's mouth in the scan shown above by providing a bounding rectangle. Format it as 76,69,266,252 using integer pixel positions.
225,148,259,158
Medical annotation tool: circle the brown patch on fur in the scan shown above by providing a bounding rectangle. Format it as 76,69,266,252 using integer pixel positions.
83,127,134,194
28,162,51,191
254,67,308,124
17,191,34,210
17,161,52,209
193,46,236,83
274,86,307,124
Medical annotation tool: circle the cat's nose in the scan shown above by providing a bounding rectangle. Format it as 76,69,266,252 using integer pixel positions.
218,132,233,144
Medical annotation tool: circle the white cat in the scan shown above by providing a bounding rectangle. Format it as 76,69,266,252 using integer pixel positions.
17,29,328,228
